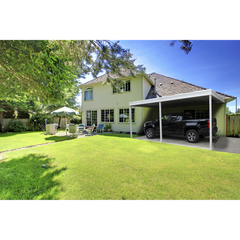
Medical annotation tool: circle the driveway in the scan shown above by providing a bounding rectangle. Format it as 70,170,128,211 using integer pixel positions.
135,135,240,154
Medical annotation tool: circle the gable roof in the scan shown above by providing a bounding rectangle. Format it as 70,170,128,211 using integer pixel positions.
146,72,235,100
81,70,235,101
81,69,153,87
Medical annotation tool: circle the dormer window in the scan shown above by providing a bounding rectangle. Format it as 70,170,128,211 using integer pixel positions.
84,88,93,101
113,80,131,93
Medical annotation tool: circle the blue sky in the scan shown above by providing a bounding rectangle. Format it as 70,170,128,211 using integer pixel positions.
78,40,240,112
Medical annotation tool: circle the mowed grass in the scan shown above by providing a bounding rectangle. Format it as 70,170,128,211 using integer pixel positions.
1,134,240,200
0,131,69,152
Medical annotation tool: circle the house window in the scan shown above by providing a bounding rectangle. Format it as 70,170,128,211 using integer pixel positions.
119,108,135,123
84,88,93,101
113,80,131,93
184,109,209,119
101,109,114,122
86,110,97,126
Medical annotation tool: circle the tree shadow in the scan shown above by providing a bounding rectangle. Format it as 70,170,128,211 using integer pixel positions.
0,154,66,200
99,133,139,138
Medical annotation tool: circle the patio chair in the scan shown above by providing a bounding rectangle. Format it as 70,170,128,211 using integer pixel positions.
95,124,104,133
86,124,95,134
54,124,58,133
78,124,85,135
69,125,78,138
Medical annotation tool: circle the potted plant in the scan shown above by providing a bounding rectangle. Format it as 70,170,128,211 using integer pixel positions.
104,123,112,132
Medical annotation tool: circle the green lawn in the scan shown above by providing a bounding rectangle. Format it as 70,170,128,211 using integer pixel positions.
0,131,69,152
1,133,240,200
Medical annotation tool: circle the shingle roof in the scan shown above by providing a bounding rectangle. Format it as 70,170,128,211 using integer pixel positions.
81,69,141,86
81,70,235,100
146,72,234,100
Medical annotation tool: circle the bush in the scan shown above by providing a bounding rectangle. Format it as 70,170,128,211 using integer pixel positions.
27,126,34,131
9,121,27,132
30,114,53,130
104,123,112,131
70,116,81,124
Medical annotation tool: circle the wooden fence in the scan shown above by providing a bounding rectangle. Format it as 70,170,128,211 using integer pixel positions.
226,115,240,137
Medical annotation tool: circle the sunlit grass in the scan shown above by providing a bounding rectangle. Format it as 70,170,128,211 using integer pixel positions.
1,134,240,200
0,131,69,152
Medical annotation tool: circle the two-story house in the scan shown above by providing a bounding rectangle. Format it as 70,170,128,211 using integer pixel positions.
81,70,235,136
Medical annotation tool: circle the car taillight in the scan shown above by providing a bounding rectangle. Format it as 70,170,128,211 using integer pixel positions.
208,121,210,128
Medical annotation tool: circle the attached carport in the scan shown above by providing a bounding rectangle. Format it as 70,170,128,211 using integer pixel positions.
129,89,225,150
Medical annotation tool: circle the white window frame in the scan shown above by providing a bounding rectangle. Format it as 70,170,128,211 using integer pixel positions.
84,88,93,101
119,108,135,123
101,109,114,123
113,80,131,94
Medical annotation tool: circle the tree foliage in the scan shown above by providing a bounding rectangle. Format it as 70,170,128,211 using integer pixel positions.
0,40,144,104
170,40,193,54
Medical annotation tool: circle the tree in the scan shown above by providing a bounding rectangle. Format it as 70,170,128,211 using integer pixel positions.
170,40,193,54
0,40,144,104
0,40,144,132
226,107,232,114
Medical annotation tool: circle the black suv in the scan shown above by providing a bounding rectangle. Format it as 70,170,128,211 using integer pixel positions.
143,113,218,143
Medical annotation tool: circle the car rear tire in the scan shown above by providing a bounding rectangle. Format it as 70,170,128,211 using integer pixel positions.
146,128,155,139
186,129,199,143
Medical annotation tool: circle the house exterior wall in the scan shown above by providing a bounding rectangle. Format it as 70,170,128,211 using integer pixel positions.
212,103,226,136
82,75,151,134
142,76,152,99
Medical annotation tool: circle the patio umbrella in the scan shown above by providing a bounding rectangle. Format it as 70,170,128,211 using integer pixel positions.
51,107,79,134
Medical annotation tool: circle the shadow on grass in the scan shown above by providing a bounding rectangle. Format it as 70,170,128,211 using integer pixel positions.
100,133,140,138
0,154,66,200
44,136,70,142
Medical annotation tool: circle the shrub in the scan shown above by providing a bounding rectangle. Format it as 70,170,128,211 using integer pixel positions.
70,116,81,124
30,113,53,130
104,123,112,131
9,121,27,132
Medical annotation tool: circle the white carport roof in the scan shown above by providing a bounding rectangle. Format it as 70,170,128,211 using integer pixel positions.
130,89,225,108
129,89,225,150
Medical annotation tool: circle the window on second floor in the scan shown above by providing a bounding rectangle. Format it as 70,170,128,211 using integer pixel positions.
84,88,93,101
113,80,131,93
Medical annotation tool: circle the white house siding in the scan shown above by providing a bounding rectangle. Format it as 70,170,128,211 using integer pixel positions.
142,75,152,99
82,75,146,134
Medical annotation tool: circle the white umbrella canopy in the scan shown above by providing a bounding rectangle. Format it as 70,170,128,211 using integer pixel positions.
51,107,79,116
51,107,79,134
